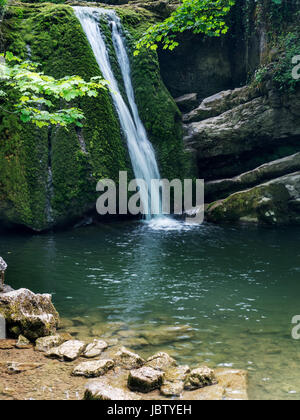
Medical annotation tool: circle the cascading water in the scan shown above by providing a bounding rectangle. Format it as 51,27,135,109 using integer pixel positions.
74,6,162,219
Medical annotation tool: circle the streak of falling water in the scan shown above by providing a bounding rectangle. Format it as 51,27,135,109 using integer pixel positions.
74,6,162,219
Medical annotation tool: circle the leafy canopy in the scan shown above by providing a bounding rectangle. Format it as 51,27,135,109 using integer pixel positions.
0,52,108,128
135,0,235,54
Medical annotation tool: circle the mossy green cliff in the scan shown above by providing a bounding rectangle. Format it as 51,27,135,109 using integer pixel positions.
0,2,187,231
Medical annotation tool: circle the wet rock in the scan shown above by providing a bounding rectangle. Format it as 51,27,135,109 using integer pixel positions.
160,365,190,397
84,380,140,400
46,340,86,361
175,93,198,113
15,335,32,349
73,359,114,378
0,288,60,340
83,340,108,358
114,347,145,369
128,366,164,393
145,352,177,371
184,366,217,390
35,334,70,353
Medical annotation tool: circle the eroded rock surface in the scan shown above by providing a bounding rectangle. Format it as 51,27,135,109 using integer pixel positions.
46,340,86,362
0,288,60,340
85,380,141,400
145,352,177,371
72,359,114,378
35,334,70,353
128,366,164,393
83,340,108,358
184,366,217,390
114,347,145,369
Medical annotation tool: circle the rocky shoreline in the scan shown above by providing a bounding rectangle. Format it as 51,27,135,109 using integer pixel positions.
0,286,248,400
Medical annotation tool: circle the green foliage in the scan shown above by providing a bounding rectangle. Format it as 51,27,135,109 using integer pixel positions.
272,31,300,91
0,52,108,127
135,0,235,54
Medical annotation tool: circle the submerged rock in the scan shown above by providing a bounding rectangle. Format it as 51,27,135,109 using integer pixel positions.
114,347,145,369
73,359,114,378
0,288,60,341
184,366,217,390
83,340,108,358
46,340,86,361
145,352,177,371
128,366,164,393
84,380,140,400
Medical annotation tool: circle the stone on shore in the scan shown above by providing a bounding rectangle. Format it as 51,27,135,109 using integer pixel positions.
46,340,86,361
83,340,108,358
84,380,140,400
73,359,114,378
0,288,60,340
128,366,164,393
114,347,145,369
184,366,217,390
145,352,177,371
35,334,71,353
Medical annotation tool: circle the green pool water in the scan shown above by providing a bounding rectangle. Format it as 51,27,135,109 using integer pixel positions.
1,220,300,399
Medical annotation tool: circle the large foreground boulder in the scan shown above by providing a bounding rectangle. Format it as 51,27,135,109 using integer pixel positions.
0,288,60,341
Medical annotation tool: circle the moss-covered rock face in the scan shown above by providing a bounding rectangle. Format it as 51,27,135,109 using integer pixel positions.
0,3,187,231
207,172,300,226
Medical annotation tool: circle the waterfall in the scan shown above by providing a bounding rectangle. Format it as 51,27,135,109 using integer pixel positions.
74,6,161,219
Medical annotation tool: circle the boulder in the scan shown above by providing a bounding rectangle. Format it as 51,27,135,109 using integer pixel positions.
175,93,198,113
184,366,217,390
114,347,145,369
0,288,60,341
84,380,140,400
145,352,177,371
128,366,164,393
83,340,108,358
46,340,86,361
72,359,114,378
207,172,300,225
